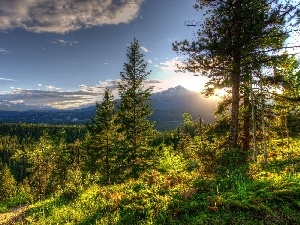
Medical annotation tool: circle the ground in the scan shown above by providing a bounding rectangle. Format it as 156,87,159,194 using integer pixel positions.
0,205,28,225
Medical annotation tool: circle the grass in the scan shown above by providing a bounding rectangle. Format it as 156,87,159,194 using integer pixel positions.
1,138,300,224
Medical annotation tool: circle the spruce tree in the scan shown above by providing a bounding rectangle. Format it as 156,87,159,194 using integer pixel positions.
117,38,154,177
89,88,117,184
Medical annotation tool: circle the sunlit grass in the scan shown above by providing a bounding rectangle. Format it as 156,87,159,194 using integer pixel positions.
5,138,300,224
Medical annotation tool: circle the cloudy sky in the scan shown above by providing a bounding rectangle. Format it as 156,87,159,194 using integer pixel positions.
0,0,210,109
0,0,299,109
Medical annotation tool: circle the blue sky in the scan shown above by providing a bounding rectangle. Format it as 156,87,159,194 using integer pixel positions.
0,0,298,109
0,0,209,109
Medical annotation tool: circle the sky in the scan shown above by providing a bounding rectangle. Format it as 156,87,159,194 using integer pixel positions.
0,0,210,109
0,0,298,110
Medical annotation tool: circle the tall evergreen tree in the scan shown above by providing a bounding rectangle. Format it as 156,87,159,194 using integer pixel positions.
173,0,298,150
89,88,118,184
117,38,154,177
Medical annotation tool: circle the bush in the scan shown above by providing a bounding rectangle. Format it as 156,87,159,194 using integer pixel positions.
0,164,17,202
158,146,187,173
61,165,84,201
216,148,249,176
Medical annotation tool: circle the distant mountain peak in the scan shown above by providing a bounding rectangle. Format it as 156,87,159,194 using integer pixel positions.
169,85,188,91
156,85,190,95
170,85,186,90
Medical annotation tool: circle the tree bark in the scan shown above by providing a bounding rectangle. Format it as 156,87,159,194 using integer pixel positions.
260,78,267,164
106,136,110,184
250,75,258,162
229,0,242,150
229,56,241,149
243,90,250,151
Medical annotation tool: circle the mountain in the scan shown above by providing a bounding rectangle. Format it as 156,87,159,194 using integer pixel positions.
0,86,219,130
150,85,218,129
0,100,54,111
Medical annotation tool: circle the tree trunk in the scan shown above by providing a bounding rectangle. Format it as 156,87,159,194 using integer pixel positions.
229,0,242,150
260,78,267,164
250,75,258,162
243,91,250,151
106,136,110,184
229,57,241,149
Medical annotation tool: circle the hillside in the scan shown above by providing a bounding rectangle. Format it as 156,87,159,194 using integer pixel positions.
0,86,219,130
1,138,299,225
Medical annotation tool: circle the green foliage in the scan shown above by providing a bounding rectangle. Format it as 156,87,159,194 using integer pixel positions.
0,135,299,224
22,135,58,200
0,164,17,202
0,123,87,144
182,113,197,137
10,131,85,201
60,164,84,201
0,175,32,213
117,38,155,178
16,178,34,204
158,146,187,173
216,148,249,175
173,0,299,149
88,88,118,184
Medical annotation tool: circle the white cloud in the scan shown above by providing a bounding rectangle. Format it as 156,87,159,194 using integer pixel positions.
79,84,88,89
10,100,24,104
0,77,16,81
144,80,162,84
46,85,61,90
159,58,183,73
2,88,99,109
0,0,145,33
0,78,162,109
51,39,79,46
0,48,9,54
140,46,149,53
158,57,203,75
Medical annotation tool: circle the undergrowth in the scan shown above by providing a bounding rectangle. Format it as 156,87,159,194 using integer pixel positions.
1,139,300,225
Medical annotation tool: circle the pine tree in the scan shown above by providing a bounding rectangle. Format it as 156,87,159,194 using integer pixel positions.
117,38,154,177
89,88,118,184
173,0,298,150
0,164,17,201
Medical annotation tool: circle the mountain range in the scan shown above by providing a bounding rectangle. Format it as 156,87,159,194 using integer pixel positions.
0,86,219,130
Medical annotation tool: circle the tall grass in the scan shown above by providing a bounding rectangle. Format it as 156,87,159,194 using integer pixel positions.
2,138,300,224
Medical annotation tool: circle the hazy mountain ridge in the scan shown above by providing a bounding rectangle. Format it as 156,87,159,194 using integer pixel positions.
150,86,218,129
0,100,54,111
0,86,218,129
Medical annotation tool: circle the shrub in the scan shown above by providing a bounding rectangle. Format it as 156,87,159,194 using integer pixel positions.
0,164,17,202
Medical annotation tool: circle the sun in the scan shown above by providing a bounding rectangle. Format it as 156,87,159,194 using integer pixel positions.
180,76,208,92
182,82,203,92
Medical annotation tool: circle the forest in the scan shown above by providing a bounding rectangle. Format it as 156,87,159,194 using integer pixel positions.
1,0,300,224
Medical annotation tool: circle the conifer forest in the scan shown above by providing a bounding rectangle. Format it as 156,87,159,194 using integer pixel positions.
1,1,300,224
